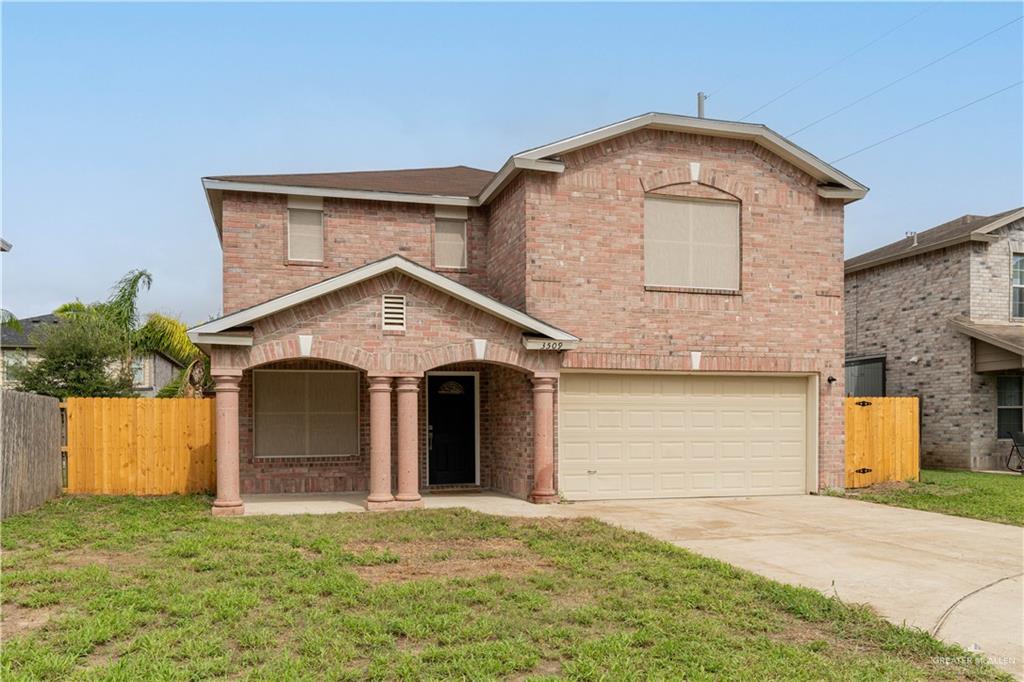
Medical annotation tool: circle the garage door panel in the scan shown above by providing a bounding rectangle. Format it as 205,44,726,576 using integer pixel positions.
559,373,808,500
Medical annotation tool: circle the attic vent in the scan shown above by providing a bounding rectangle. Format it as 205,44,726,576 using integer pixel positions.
381,295,406,331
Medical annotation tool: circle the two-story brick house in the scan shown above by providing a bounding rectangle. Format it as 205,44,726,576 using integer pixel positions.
845,207,1024,471
188,113,867,515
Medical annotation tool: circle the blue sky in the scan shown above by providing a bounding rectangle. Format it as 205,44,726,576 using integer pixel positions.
2,2,1021,324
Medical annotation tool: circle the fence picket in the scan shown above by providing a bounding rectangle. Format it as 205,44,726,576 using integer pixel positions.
845,396,920,489
63,398,216,495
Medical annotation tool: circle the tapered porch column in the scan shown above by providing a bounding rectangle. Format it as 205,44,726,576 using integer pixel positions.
394,377,423,507
212,370,244,517
530,375,559,503
366,376,395,509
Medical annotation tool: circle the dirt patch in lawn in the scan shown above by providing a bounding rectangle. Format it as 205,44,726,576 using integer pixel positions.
51,549,145,571
350,538,551,583
845,481,911,495
1,603,55,639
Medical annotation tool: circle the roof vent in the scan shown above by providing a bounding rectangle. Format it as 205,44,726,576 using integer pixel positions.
381,295,406,331
905,231,918,247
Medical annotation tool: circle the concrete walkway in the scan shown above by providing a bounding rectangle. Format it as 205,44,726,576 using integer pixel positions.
243,492,1023,677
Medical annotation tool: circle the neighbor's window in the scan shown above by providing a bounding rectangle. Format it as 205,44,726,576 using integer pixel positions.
1012,254,1024,318
845,356,885,397
254,370,359,458
287,196,324,262
644,196,740,290
132,358,146,387
997,375,1024,436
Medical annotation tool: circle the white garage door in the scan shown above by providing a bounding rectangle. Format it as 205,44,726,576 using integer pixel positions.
559,373,809,500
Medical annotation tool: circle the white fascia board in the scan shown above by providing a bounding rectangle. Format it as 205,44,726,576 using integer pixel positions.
514,112,868,198
202,179,478,208
187,332,254,346
188,255,579,343
817,187,869,201
476,157,565,205
975,209,1024,236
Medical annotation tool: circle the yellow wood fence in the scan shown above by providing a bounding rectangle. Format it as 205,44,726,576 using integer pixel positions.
845,396,920,489
63,398,216,495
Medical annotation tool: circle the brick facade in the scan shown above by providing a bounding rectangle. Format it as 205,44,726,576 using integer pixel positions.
212,126,849,496
845,219,1024,470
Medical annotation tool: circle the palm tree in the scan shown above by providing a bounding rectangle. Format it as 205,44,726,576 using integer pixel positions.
56,269,209,396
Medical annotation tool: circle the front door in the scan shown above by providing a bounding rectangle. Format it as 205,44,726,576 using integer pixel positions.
428,374,476,485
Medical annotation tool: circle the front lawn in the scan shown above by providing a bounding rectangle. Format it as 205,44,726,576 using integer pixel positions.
1,496,1008,680
839,469,1024,526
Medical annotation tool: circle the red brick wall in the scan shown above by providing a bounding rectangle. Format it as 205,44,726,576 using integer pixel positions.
221,193,491,314
521,130,846,488
485,176,527,310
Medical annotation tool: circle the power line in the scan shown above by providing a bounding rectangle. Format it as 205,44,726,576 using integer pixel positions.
790,13,1023,136
739,4,934,121
831,80,1022,163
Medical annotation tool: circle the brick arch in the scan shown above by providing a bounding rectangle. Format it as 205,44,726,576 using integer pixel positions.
640,166,749,203
417,340,556,374
243,337,375,372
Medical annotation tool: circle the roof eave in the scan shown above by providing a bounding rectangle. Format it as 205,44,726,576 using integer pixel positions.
949,317,1024,356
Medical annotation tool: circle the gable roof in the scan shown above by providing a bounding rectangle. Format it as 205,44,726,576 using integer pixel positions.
202,112,868,237
1,314,62,348
187,255,580,346
846,207,1024,274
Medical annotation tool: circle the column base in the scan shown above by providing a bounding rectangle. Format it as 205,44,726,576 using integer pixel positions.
365,498,424,511
529,491,559,504
211,502,245,517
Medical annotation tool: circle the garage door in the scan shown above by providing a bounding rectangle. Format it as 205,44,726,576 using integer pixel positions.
559,373,808,500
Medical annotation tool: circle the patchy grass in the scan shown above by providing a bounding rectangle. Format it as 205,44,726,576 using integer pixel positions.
838,469,1024,526
1,495,1010,680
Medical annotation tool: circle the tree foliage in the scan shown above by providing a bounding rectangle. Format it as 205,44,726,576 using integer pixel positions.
10,312,133,399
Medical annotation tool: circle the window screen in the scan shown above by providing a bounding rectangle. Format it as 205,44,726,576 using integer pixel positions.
254,371,359,457
1012,255,1024,318
288,208,324,262
997,375,1024,437
435,218,467,268
644,197,740,289
845,357,885,397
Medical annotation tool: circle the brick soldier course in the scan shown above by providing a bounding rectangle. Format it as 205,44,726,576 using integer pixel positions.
193,112,868,514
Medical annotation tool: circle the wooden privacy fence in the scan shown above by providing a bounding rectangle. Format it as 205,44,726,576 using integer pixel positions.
63,398,216,495
845,396,920,489
1,390,63,518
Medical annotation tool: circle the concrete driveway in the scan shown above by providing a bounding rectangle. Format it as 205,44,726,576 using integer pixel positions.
244,492,1023,676
562,495,1023,678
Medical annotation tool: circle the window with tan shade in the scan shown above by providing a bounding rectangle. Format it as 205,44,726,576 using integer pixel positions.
287,208,324,262
435,218,467,268
254,370,359,458
644,196,740,290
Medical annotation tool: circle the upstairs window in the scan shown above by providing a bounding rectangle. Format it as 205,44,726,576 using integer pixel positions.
288,195,324,262
434,207,468,269
1012,254,1024,318
644,196,740,290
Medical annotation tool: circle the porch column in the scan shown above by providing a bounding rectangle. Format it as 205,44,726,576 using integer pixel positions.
530,375,559,503
395,377,423,507
212,370,244,517
366,376,395,509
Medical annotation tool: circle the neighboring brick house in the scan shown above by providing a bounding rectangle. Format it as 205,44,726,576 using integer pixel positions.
1,313,182,397
188,112,868,515
845,207,1024,471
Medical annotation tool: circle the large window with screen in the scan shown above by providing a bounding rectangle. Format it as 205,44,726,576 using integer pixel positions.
254,370,359,458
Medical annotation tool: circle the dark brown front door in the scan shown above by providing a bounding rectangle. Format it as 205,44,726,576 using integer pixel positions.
428,374,476,485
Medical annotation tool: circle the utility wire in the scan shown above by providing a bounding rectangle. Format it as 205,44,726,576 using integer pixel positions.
830,80,1022,163
790,14,1023,136
739,4,934,121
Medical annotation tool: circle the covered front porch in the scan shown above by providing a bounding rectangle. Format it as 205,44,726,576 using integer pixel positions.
208,359,559,516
